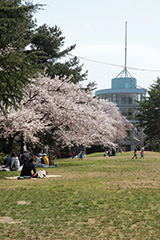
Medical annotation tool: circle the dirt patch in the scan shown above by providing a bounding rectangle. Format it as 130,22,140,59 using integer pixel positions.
0,216,24,224
17,201,30,205
88,218,96,224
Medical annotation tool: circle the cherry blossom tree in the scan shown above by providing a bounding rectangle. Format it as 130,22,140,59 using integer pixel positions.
0,74,132,154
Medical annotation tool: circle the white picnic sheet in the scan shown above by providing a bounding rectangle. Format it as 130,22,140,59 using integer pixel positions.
6,175,61,179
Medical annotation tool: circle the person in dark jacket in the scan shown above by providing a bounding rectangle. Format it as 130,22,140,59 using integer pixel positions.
20,151,30,165
20,158,38,178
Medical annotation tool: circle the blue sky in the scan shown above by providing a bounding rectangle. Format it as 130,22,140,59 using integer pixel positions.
32,0,160,91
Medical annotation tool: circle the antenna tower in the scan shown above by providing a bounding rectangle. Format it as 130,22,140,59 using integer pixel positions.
116,21,133,78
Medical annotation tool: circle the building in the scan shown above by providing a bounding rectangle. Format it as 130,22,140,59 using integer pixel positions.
95,22,146,151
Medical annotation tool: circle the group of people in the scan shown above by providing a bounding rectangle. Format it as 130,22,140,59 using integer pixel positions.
68,151,85,160
104,148,116,157
132,144,145,159
2,151,57,178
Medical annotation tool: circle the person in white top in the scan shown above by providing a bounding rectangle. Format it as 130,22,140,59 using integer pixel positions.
11,152,21,170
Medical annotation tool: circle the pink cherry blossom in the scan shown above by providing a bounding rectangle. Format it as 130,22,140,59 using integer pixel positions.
0,73,132,152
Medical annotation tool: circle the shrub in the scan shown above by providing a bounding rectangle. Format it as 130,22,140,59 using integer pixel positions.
0,152,8,165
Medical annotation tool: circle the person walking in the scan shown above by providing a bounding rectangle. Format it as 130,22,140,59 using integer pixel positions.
132,148,137,159
139,147,144,159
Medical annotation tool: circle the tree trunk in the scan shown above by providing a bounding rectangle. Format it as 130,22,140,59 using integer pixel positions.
0,138,8,154
6,136,14,154
4,132,21,154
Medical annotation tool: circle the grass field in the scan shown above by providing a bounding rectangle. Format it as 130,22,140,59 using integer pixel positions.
0,151,160,240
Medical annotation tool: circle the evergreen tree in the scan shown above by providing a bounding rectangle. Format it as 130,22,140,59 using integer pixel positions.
0,0,42,49
47,56,88,84
30,24,88,84
30,24,75,63
0,0,43,111
0,0,95,112
137,78,160,150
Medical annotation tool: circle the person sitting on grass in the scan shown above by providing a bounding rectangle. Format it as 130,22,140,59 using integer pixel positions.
11,152,21,171
20,158,38,178
79,151,84,160
71,152,75,159
107,149,111,157
42,153,50,166
19,151,30,165
5,153,12,168
49,158,57,167
35,153,45,168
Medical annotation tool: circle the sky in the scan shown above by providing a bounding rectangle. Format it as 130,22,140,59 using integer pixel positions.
32,0,160,91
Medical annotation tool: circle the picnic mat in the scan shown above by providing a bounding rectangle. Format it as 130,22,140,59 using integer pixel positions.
6,175,61,180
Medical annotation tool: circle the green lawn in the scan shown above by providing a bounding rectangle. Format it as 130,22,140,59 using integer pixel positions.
0,151,160,240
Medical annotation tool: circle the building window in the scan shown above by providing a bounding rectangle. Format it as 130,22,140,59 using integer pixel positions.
125,82,129,88
112,94,116,103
